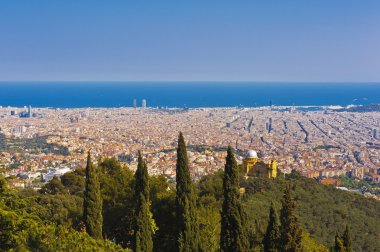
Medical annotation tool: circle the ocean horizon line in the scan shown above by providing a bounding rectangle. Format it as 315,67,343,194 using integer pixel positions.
1,81,380,85
1,82,380,108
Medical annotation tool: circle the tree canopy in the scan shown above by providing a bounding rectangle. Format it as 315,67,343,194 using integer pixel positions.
1,150,379,251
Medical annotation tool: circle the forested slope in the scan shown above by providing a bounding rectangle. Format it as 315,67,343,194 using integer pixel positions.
241,171,380,252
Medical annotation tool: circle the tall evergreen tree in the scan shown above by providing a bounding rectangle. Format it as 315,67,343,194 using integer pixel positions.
220,146,249,252
83,152,103,239
133,151,153,252
342,225,351,252
279,185,302,252
333,233,346,252
175,132,199,252
263,203,280,252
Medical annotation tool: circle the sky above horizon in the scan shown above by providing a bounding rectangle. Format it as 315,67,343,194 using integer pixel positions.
0,1,379,82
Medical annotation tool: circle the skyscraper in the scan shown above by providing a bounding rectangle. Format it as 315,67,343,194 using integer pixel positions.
268,118,273,133
142,99,147,109
28,105,32,117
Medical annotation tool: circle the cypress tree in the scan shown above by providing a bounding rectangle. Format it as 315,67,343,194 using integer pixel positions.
175,132,199,252
83,152,103,239
263,203,280,252
333,233,346,252
279,185,302,252
220,146,249,252
133,151,153,252
342,225,351,252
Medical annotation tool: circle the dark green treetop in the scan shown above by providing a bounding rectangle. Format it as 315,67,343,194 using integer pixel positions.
220,146,250,252
39,176,66,195
83,151,103,239
135,151,149,200
175,132,200,252
279,185,302,252
334,233,346,252
263,203,280,252
133,151,153,252
342,225,351,252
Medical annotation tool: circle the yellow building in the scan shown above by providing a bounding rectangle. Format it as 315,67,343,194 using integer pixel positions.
243,150,277,178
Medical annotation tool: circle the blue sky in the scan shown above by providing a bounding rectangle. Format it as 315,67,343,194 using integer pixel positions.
0,1,379,82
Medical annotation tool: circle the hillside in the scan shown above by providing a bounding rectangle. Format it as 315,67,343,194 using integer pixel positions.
0,178,128,251
1,159,380,251
240,171,380,252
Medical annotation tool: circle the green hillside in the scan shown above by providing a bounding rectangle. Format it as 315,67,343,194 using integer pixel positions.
1,158,379,251
0,177,128,251
240,171,380,252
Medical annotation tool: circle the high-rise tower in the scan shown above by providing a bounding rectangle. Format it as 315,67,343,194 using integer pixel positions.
28,105,32,117
142,99,147,109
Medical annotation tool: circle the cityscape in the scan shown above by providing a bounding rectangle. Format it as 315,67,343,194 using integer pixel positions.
1,1,379,251
1,102,379,199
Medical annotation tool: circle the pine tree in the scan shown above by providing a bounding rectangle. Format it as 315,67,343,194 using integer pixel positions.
175,132,199,252
342,225,351,252
279,185,302,252
133,151,153,252
333,233,346,252
83,152,103,239
263,203,280,252
220,146,250,252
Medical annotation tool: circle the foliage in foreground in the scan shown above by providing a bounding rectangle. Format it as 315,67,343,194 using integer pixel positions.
175,132,200,251
220,146,249,251
2,146,380,251
133,151,154,252
0,179,127,251
242,171,380,252
83,152,103,239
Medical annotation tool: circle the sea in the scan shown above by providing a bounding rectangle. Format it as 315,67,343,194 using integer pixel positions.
0,82,379,108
